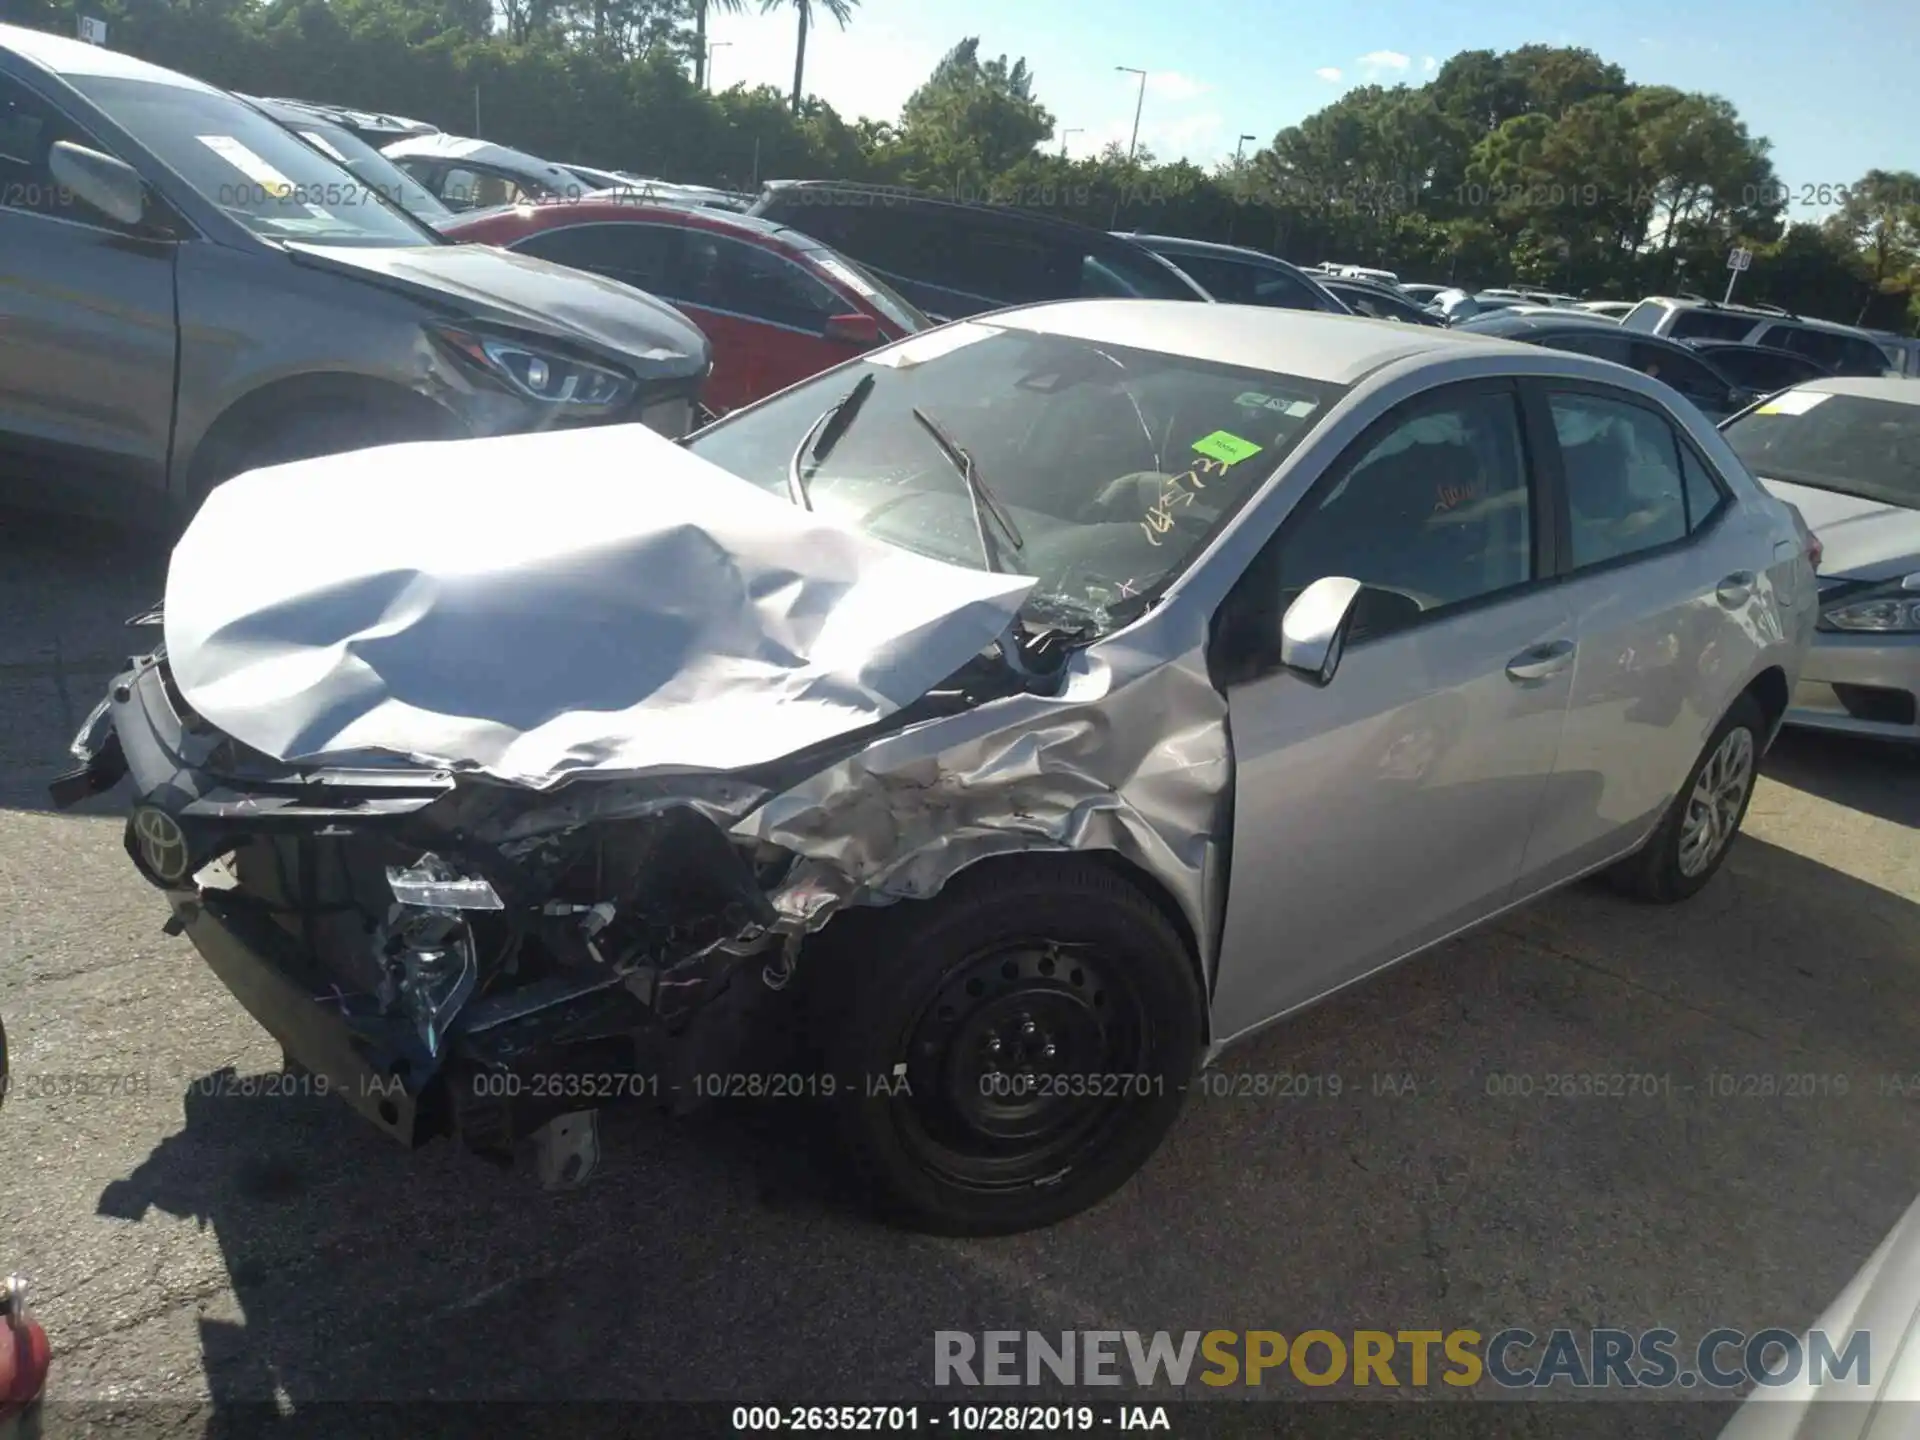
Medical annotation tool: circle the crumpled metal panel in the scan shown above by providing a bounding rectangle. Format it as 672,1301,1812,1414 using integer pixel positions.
163,423,1035,789
738,626,1234,986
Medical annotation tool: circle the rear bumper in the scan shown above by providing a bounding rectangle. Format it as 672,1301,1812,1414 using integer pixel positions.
1785,632,1920,742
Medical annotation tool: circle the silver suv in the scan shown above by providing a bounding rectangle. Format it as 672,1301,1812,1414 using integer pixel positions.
1621,297,1893,377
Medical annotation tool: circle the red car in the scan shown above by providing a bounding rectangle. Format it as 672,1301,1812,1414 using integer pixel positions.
442,200,930,415
1,1021,51,1436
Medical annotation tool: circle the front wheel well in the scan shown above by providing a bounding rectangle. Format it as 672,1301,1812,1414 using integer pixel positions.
182,374,463,505
1742,665,1790,743
805,847,1210,1021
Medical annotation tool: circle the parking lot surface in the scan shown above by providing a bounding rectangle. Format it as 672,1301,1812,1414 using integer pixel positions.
2,508,1917,1431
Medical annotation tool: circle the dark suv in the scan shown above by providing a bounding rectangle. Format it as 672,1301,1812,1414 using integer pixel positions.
748,180,1209,320
0,23,710,526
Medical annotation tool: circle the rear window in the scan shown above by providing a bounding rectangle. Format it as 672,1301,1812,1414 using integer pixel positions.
1722,391,1920,509
1620,301,1667,332
1166,253,1326,311
1760,324,1892,378
1666,309,1759,342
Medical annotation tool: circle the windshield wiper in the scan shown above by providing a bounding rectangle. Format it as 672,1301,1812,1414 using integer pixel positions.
787,371,876,510
910,406,1024,573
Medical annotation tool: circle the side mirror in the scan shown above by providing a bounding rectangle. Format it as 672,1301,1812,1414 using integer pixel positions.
1279,575,1364,686
49,140,147,228
824,312,882,347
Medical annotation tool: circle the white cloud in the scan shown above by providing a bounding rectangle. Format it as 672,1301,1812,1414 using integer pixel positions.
1357,50,1411,71
1315,66,1344,82
1145,71,1209,101
1421,55,1439,72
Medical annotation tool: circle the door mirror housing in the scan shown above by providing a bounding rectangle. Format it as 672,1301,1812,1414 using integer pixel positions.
824,312,882,347
1279,575,1364,686
49,141,147,228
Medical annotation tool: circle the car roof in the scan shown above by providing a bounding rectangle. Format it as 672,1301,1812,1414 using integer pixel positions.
985,300,1536,385
1794,376,1920,405
246,94,436,134
1127,234,1299,265
384,132,571,177
456,197,797,241
760,179,1140,242
0,19,218,89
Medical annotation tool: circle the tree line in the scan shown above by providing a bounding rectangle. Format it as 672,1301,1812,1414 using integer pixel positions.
16,0,1919,331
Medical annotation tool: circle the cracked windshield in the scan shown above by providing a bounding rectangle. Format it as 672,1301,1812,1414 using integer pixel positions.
685,324,1339,632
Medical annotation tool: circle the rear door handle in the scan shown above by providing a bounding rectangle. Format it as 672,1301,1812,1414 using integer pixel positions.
1717,571,1756,607
1506,638,1575,683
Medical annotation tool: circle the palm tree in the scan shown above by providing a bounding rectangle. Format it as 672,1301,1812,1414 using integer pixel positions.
691,0,745,90
758,0,858,115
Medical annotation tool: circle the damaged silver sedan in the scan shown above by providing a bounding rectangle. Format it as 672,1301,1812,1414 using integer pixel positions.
55,302,1817,1234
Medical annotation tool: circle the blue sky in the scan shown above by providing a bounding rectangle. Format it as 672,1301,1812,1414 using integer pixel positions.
709,0,1920,213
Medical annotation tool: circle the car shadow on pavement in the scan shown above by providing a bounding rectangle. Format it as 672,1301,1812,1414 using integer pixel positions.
1762,728,1920,829
81,824,1918,1438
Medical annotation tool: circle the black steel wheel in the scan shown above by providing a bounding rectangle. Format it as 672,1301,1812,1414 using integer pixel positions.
810,857,1203,1235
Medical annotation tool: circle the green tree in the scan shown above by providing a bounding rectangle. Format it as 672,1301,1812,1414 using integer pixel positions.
893,37,1053,188
1826,169,1920,322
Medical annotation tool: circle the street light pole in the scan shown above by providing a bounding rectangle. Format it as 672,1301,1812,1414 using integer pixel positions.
1227,134,1257,244
706,41,731,92
1116,67,1147,163
1061,127,1083,157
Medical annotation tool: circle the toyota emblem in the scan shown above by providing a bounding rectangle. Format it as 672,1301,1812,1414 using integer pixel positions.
132,806,191,884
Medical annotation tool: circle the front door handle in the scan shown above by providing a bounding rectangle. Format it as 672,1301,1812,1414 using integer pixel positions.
1716,571,1756,607
1506,638,1575,683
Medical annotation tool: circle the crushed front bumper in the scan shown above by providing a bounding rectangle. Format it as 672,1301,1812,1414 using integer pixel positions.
52,643,785,1163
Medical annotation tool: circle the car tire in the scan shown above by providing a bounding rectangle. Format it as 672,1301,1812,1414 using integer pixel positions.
1607,693,1765,904
808,858,1203,1236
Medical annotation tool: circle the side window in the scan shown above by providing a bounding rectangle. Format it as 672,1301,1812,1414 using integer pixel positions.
1546,329,1632,364
682,232,839,330
1626,340,1727,403
1666,309,1756,342
0,74,132,228
1548,392,1688,568
1266,387,1534,638
434,166,525,210
1170,254,1261,302
954,226,1052,304
513,222,679,295
1250,269,1327,311
1679,446,1726,532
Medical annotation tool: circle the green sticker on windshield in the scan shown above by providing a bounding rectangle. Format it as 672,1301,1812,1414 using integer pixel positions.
1192,431,1263,466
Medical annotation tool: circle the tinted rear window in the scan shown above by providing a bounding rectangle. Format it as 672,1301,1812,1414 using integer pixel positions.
1620,301,1666,332
1666,309,1759,341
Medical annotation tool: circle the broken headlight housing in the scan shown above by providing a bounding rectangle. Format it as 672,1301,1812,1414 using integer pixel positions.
380,855,501,1057
433,326,636,411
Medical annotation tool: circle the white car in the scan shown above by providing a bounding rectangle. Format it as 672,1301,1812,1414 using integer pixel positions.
1723,378,1920,743
62,304,1818,1234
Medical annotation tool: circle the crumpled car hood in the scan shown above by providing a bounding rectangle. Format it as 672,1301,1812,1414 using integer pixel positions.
163,423,1036,788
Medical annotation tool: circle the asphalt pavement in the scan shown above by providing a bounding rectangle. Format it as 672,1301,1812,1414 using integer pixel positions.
2,506,1917,1436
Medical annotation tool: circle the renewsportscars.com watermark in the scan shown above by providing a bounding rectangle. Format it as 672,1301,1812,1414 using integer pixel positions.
933,1328,1872,1392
